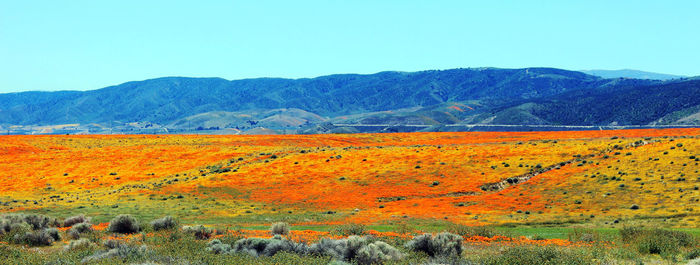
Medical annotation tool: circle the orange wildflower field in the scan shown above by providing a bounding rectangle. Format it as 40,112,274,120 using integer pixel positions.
1,128,699,229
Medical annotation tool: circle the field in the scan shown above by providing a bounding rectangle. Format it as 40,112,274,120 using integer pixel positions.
1,129,699,264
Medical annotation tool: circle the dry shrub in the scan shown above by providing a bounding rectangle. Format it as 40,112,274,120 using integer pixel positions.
405,232,463,258
151,216,178,231
270,222,290,235
107,214,140,234
63,214,89,227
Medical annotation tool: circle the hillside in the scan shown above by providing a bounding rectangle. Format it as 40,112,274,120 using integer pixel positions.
469,80,700,126
1,129,698,227
0,68,634,123
3,67,700,134
582,69,686,80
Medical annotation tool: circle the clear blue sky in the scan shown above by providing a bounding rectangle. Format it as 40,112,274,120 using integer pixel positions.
1,1,699,93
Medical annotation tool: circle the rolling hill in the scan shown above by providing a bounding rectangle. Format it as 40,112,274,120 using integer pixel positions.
581,69,686,80
468,80,700,126
0,67,697,134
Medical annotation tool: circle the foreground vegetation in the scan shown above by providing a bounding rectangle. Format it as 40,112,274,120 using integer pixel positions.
1,213,699,264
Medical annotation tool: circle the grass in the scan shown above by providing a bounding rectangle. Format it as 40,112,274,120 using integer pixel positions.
1,212,699,264
0,227,696,264
22,204,696,240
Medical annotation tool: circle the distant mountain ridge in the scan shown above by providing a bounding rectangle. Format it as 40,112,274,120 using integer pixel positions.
581,69,685,80
0,67,698,134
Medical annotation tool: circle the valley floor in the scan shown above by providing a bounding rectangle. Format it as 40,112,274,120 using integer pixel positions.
0,129,698,264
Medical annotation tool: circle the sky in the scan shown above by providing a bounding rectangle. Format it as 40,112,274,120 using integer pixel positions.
1,1,699,93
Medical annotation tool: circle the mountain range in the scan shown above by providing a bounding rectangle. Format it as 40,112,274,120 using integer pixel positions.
581,69,685,80
0,67,698,134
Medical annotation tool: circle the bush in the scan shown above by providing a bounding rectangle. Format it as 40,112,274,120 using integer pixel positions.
63,214,89,227
619,226,645,242
356,241,404,264
1,214,57,231
636,235,684,258
309,235,369,261
150,216,178,231
620,227,697,258
0,219,8,235
232,237,270,256
232,235,308,257
103,239,126,249
206,239,232,254
45,227,61,241
270,222,290,235
308,237,347,260
1,222,31,240
686,248,700,260
82,243,150,263
107,214,140,234
183,225,213,240
22,214,57,230
12,229,56,246
262,236,308,256
68,222,93,239
406,232,463,258
64,238,94,251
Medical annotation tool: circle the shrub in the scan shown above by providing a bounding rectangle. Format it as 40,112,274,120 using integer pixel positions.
63,214,89,227
64,238,94,251
22,214,57,230
0,219,8,235
405,232,463,258
309,235,369,261
620,227,697,258
82,243,150,263
356,241,404,265
308,238,348,260
206,239,232,254
73,222,93,233
344,235,368,260
686,248,700,260
68,222,93,239
2,222,31,240
103,239,126,249
270,222,290,235
45,227,61,241
262,235,308,256
232,237,270,256
183,225,213,240
636,235,678,258
619,226,645,242
405,234,433,256
232,235,308,257
107,214,140,234
12,229,56,246
150,216,178,231
1,214,57,231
